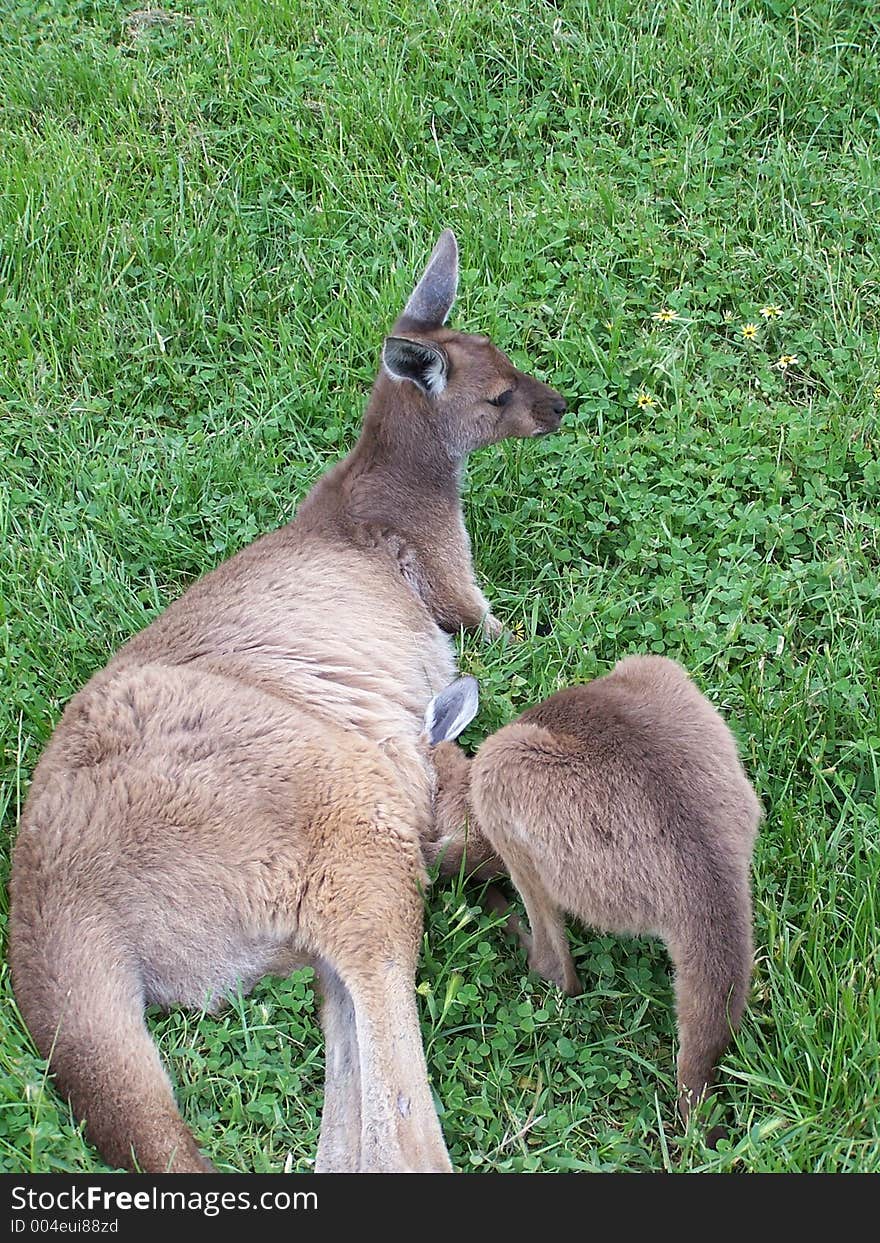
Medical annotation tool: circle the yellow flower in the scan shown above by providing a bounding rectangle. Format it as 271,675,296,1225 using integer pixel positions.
776,354,798,370
636,392,656,409
722,309,734,322
741,322,758,339
760,305,782,319
652,308,678,323
873,386,880,401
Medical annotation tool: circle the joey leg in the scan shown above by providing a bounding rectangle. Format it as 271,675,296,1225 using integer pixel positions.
502,843,581,996
422,828,505,883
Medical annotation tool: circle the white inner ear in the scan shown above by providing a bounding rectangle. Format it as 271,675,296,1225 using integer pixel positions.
382,340,447,396
422,352,447,395
424,676,479,744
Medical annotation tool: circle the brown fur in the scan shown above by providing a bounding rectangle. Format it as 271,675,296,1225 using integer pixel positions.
8,232,565,1173
426,656,761,1141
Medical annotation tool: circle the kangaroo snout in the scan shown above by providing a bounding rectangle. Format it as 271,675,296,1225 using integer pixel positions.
523,378,567,436
532,391,567,434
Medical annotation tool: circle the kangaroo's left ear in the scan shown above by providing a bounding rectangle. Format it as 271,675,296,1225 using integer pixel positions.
398,229,458,328
382,335,449,395
424,676,480,745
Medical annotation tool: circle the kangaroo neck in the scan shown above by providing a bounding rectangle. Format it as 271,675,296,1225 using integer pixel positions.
348,429,462,503
291,373,484,636
347,378,464,508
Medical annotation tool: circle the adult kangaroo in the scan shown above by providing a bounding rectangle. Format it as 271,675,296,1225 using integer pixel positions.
9,231,567,1174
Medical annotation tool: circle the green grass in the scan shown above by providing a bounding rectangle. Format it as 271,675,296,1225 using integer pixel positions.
1,0,878,1173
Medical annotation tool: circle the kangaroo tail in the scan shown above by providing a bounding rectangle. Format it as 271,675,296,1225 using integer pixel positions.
668,873,753,1142
10,911,213,1173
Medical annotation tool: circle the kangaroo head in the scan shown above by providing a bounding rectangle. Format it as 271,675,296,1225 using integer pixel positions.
381,231,567,456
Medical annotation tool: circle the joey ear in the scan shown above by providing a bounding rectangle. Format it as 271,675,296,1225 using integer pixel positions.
400,229,458,328
424,676,480,746
382,336,449,395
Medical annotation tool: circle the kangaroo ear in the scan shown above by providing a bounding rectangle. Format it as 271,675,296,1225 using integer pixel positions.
424,676,480,746
400,229,458,328
382,336,449,395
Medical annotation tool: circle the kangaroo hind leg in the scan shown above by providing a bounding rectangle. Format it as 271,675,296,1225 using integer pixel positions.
314,962,361,1172
306,821,451,1173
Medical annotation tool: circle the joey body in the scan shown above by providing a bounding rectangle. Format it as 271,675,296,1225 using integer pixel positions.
426,656,761,1140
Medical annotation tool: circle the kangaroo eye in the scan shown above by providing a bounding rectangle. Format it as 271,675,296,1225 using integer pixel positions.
487,389,514,408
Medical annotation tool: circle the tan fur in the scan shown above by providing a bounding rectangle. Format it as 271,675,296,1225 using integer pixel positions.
8,232,565,1173
426,656,761,1143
